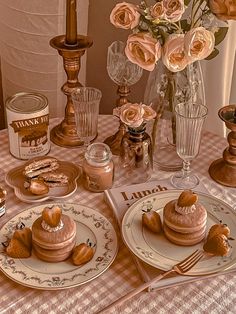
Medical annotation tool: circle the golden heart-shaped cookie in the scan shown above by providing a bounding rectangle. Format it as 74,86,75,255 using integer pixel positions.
177,190,198,207
142,210,162,233
207,223,230,241
72,243,94,266
13,227,32,250
6,237,31,258
29,178,49,195
42,206,62,227
203,234,230,256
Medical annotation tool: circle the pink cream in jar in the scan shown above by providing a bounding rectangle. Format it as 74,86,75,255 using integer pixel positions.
83,143,114,192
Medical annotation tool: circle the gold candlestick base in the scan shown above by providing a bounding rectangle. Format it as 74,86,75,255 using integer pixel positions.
209,105,236,187
104,85,130,155
104,122,126,156
50,35,92,148
209,158,236,187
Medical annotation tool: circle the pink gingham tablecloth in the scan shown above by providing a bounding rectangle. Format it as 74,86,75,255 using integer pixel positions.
0,115,236,314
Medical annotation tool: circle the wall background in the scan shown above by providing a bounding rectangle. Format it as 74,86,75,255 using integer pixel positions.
86,0,149,115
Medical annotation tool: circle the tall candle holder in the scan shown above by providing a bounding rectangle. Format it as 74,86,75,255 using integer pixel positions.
50,0,93,147
209,104,236,187
104,41,143,155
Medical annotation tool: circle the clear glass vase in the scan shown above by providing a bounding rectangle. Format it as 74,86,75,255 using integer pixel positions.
119,124,153,184
144,61,205,171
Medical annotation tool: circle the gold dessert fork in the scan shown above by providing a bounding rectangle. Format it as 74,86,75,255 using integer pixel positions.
98,249,204,313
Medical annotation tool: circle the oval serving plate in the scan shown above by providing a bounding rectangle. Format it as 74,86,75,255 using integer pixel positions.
122,190,236,276
5,160,81,203
0,203,118,290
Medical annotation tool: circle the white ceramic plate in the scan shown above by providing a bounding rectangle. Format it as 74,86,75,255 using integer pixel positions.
5,160,81,203
0,203,118,290
122,190,236,276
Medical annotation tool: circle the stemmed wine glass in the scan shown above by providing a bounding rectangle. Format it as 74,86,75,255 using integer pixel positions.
171,102,208,189
104,41,143,155
71,87,102,162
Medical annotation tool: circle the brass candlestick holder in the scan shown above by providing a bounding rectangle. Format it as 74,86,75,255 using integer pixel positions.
104,85,130,156
209,104,236,187
50,0,93,147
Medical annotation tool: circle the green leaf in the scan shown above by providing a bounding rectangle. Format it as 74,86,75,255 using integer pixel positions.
185,0,205,6
180,19,191,31
205,48,219,60
184,0,192,5
214,27,228,46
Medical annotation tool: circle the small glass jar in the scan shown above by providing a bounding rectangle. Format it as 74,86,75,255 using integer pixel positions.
0,187,7,218
83,143,114,192
120,124,153,184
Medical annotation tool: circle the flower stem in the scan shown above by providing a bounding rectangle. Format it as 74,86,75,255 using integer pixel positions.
192,7,210,28
191,0,207,28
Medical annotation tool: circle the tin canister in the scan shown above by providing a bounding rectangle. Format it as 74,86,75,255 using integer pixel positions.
6,92,50,160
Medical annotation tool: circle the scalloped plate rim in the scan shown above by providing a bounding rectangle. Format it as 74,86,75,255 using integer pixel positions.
5,160,81,203
0,203,118,290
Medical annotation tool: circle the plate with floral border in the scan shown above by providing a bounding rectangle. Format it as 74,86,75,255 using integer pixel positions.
121,190,236,276
0,203,118,290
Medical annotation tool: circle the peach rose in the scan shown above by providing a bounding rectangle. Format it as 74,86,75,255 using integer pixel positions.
125,32,162,71
120,103,144,127
150,2,165,20
184,27,215,62
142,105,157,121
163,0,185,22
110,2,140,30
162,34,188,72
209,0,236,20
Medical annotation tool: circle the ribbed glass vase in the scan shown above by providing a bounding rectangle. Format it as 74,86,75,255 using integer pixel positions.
144,60,205,171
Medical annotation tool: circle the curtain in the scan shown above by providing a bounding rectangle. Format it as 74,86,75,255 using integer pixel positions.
0,0,89,118
201,21,236,137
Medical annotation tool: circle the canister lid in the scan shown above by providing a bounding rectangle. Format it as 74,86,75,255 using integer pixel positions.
85,143,112,167
5,92,48,114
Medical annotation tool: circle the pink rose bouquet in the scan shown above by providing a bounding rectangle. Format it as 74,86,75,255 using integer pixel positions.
110,0,234,72
114,102,156,128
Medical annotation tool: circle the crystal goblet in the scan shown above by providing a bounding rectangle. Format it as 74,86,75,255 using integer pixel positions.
171,102,208,189
71,87,102,162
104,41,143,155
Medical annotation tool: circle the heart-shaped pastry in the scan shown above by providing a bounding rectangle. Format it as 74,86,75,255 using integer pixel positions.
6,237,31,258
142,210,162,233
207,223,230,241
72,243,94,266
42,206,62,228
29,178,49,195
177,190,198,207
13,227,32,250
203,234,230,256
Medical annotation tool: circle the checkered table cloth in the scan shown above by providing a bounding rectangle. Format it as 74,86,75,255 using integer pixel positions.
0,115,235,314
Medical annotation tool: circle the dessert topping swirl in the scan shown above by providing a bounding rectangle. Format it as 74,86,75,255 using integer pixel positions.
41,219,64,232
175,202,196,215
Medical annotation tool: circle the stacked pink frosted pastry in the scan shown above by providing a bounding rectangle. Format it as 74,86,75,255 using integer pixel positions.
32,205,76,262
163,190,207,246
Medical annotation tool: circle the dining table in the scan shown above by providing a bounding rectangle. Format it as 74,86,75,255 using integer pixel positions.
0,115,236,314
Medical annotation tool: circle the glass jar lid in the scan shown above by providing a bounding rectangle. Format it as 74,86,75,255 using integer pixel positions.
85,143,112,167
